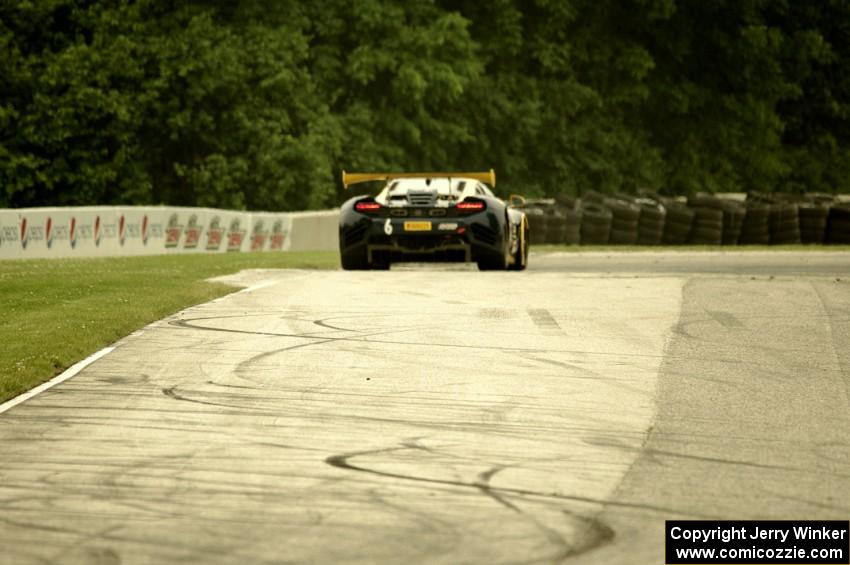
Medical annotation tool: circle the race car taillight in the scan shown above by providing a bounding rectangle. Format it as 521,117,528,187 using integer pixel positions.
456,198,486,213
355,201,382,213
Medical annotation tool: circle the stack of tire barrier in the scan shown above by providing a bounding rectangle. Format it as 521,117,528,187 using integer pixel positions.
581,190,607,204
827,203,850,244
635,197,666,245
604,197,640,244
565,208,582,244
687,194,724,245
769,202,802,244
525,204,548,245
580,201,612,244
798,202,830,243
739,202,771,244
544,206,566,244
553,195,582,245
661,201,695,244
720,201,746,244
537,190,848,246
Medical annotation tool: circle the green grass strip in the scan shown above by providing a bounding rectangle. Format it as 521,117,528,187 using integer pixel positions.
0,251,339,404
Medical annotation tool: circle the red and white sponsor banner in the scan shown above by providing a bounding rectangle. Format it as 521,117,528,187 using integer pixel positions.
0,206,315,260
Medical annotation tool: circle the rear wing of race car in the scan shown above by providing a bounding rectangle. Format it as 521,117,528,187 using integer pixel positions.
342,169,496,189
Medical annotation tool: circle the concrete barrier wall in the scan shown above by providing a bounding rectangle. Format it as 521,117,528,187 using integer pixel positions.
0,206,340,260
288,210,339,252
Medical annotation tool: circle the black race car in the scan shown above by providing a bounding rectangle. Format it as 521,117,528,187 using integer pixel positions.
339,170,529,271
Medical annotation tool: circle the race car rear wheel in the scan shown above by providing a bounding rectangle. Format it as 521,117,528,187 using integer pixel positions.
477,257,506,270
341,247,370,270
477,245,510,271
508,223,528,271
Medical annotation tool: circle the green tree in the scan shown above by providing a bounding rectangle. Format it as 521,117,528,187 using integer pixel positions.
2,0,849,210
0,0,148,207
770,0,850,193
305,0,482,200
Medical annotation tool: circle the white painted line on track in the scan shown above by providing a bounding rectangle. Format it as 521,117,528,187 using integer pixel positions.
0,346,115,416
237,280,280,294
2,278,277,415
209,279,280,304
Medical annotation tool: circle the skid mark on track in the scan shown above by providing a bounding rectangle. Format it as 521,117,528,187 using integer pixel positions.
478,307,516,320
230,322,447,388
582,436,814,473
559,509,616,559
523,355,650,396
171,312,844,381
323,442,701,562
810,281,850,407
324,444,706,516
704,309,744,329
527,308,562,332
473,465,576,561
168,316,667,361
161,386,264,412
49,525,123,565
206,381,265,391
474,465,520,513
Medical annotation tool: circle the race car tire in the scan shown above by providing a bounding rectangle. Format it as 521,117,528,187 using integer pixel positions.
341,247,371,270
509,224,529,271
478,255,509,271
478,242,510,270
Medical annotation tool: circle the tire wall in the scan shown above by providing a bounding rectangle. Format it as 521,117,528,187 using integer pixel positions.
527,192,850,246
827,204,850,244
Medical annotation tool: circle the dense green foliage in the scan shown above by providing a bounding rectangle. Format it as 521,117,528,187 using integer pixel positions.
2,0,849,209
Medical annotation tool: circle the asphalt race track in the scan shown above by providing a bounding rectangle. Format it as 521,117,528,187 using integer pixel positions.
1,251,849,564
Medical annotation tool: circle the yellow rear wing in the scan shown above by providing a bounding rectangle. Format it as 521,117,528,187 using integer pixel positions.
342,169,496,189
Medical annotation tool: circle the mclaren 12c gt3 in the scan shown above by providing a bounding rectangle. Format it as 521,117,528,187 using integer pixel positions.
339,170,528,271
